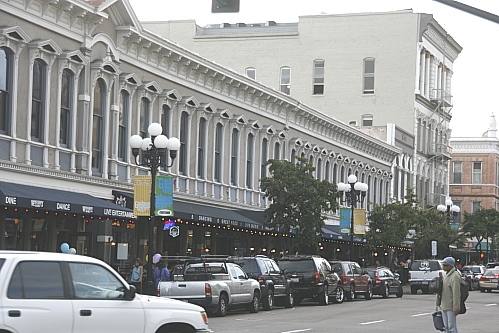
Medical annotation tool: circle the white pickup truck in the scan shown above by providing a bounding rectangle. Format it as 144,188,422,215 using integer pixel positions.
157,260,261,317
0,251,212,333
408,259,445,294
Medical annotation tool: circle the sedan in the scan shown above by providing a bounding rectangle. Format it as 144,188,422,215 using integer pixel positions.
478,268,499,293
366,266,403,298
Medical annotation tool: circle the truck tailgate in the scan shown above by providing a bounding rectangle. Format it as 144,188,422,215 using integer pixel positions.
159,281,207,299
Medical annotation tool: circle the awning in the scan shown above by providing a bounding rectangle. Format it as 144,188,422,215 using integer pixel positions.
322,225,366,243
173,201,268,231
1,181,135,219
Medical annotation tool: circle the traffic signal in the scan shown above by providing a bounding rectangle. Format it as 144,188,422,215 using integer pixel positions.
212,0,240,13
480,253,485,259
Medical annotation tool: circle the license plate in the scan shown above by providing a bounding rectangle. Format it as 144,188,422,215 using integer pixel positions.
491,279,498,283
291,277,300,283
422,281,429,285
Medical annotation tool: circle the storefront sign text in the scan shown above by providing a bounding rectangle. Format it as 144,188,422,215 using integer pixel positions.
57,203,71,211
5,196,17,205
31,200,44,208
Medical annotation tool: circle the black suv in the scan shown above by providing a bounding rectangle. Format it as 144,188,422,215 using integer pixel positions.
231,255,294,310
366,266,403,298
278,255,342,305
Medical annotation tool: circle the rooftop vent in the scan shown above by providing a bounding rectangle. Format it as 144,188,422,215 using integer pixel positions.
265,21,276,26
220,23,230,28
236,23,246,27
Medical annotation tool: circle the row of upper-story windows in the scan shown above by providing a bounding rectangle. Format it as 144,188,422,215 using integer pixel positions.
243,58,376,96
416,118,448,154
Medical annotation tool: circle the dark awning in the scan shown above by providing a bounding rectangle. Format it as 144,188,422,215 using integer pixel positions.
0,181,135,219
173,201,267,231
322,224,367,243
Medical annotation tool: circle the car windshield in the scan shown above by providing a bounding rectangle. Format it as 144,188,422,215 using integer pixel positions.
470,267,482,273
278,259,315,273
484,269,499,276
233,260,259,275
411,260,441,271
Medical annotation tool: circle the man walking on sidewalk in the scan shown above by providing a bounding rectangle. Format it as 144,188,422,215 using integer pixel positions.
436,257,461,333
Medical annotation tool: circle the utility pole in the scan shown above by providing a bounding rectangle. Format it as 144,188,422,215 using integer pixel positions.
433,0,499,25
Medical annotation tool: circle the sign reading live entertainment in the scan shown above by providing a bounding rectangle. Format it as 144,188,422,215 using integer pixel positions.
133,175,174,217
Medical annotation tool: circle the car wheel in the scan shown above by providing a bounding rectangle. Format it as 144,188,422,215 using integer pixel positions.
248,292,260,313
215,294,228,317
262,289,274,311
284,287,294,308
346,284,355,301
158,324,196,333
365,283,372,300
382,284,389,299
319,284,329,306
396,286,403,298
333,286,344,304
410,285,418,295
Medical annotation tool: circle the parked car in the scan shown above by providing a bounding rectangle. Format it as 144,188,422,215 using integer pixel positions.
408,259,445,294
366,266,403,298
278,255,343,305
478,267,499,293
157,258,261,317
230,255,294,310
461,265,485,291
329,260,372,301
0,251,212,333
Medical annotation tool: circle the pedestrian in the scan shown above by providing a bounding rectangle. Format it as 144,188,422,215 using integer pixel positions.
154,261,170,287
407,255,412,268
129,258,143,293
436,256,461,333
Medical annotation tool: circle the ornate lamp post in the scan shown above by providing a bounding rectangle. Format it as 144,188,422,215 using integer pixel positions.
337,175,368,261
437,198,461,218
129,123,180,290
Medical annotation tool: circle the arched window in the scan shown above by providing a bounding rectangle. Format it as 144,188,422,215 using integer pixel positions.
379,178,383,205
118,90,129,161
333,163,338,184
32,59,46,142
60,69,74,147
179,112,189,174
139,97,150,138
92,79,105,172
261,138,268,179
274,142,280,160
246,133,254,188
0,47,12,135
317,158,322,181
197,118,207,179
340,166,345,182
214,123,223,182
230,128,239,185
325,161,330,181
161,104,171,137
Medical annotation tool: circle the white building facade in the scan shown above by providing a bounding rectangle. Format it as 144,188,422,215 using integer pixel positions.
144,10,462,207
0,0,400,264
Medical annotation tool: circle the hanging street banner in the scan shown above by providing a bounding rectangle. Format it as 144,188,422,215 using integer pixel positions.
339,207,351,234
353,208,366,234
133,175,151,216
155,175,174,216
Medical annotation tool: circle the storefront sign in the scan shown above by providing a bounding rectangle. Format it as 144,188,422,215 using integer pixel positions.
5,196,17,205
57,203,71,211
103,208,135,218
31,200,44,208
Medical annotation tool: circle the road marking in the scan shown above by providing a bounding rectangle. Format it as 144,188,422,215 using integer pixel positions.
281,329,312,333
484,303,497,307
411,312,432,317
360,320,386,325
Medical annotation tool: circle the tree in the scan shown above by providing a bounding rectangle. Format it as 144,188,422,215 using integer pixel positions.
461,208,499,260
366,194,419,250
260,157,339,253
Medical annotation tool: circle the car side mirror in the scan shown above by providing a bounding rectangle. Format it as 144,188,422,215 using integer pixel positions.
125,284,136,300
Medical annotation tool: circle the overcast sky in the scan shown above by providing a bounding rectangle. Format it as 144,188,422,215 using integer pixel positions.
128,0,499,138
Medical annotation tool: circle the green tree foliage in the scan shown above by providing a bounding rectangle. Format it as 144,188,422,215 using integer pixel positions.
461,208,499,254
366,194,419,250
260,157,339,253
366,193,463,259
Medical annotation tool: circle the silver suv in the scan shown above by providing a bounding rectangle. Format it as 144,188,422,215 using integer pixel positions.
408,259,445,294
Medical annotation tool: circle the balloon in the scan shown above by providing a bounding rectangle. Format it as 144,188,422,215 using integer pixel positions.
60,243,69,253
153,253,161,264
69,248,76,255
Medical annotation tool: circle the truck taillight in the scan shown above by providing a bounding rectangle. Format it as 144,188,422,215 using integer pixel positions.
315,272,320,284
205,283,212,296
342,277,348,284
408,272,411,280
258,274,265,285
480,276,490,282
156,284,160,297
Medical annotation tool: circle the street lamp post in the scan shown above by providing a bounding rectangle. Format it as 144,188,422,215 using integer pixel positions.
337,175,368,262
129,123,180,291
437,198,461,218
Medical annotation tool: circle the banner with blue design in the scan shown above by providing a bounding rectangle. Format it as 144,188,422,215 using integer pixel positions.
155,175,174,217
340,207,351,234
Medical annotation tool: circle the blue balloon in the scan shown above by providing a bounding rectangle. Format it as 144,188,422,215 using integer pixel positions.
60,243,69,253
